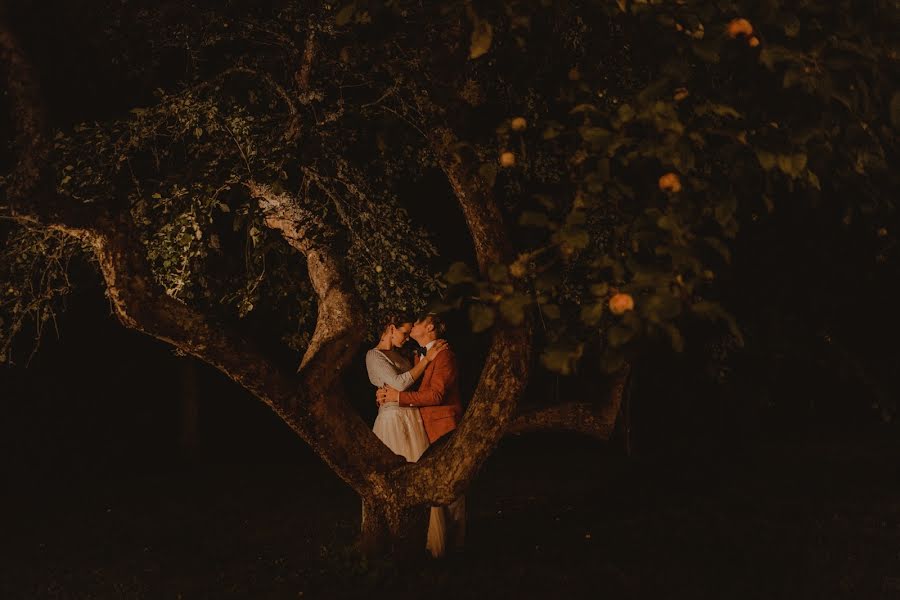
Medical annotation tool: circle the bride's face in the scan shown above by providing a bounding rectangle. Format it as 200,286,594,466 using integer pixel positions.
390,323,412,348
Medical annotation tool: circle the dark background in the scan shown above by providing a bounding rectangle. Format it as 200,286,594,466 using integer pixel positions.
2,2,899,598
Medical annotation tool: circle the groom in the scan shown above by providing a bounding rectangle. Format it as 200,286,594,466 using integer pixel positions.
376,313,462,442
376,313,466,554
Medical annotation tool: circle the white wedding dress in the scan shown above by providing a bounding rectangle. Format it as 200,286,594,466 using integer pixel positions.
365,348,448,557
366,349,430,461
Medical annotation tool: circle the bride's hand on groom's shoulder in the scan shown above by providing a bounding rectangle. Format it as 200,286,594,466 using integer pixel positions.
425,339,449,362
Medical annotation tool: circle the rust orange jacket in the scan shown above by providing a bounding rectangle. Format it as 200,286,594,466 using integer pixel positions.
398,349,462,443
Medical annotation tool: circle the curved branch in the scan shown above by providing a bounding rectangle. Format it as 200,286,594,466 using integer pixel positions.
295,22,317,102
2,25,401,492
248,180,404,482
506,403,617,439
46,213,401,489
506,365,631,440
385,105,533,504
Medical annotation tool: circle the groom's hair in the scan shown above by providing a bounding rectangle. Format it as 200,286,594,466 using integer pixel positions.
420,313,447,337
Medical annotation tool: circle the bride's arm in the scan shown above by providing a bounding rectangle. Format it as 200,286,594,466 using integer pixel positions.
366,350,416,391
401,340,448,385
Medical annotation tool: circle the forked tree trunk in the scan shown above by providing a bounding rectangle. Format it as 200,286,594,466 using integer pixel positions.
359,497,430,559
0,18,622,564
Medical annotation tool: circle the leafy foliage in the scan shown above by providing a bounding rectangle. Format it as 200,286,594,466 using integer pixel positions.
1,0,896,386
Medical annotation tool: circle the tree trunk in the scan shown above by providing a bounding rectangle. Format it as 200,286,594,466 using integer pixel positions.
359,497,429,560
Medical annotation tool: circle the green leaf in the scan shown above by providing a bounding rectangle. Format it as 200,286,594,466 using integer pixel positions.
580,302,604,326
540,344,584,375
499,293,531,325
469,304,495,333
488,263,509,283
691,38,720,64
641,293,681,321
540,303,561,319
690,301,744,346
335,3,356,26
777,153,807,178
445,261,475,285
542,125,562,140
694,103,741,119
663,323,685,352
806,170,821,190
469,19,493,59
759,45,801,70
607,326,634,347
756,150,777,171
519,211,550,228
615,104,635,126
715,197,737,226
569,104,599,114
578,126,612,143
557,226,590,249
778,13,801,37
589,282,609,296
703,236,732,263
479,163,498,187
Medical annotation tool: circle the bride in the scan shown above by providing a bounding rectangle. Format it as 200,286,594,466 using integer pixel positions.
366,315,450,558
366,315,446,462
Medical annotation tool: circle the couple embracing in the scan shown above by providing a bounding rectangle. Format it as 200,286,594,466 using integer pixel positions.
365,313,466,558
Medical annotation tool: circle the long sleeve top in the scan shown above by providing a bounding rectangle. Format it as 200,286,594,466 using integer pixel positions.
365,349,416,391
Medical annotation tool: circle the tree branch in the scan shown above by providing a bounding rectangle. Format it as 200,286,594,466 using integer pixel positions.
295,21,317,103
385,93,533,505
506,365,631,440
1,24,402,492
247,180,404,483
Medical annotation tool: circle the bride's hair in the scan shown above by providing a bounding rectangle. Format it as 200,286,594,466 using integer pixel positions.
380,312,412,336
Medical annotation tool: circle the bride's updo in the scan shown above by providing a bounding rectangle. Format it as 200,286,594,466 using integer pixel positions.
378,313,414,350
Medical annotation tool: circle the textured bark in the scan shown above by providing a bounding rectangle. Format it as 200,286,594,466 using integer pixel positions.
359,498,429,559
384,113,533,506
85,218,400,488
1,27,401,495
2,19,622,558
295,23,317,100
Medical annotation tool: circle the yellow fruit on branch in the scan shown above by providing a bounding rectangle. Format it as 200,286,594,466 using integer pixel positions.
658,172,682,193
500,151,516,167
727,18,753,38
609,293,635,315
511,117,527,131
748,35,760,47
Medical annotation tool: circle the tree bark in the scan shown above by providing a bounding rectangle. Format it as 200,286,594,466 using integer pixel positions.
0,18,627,560
382,106,534,508
359,498,429,560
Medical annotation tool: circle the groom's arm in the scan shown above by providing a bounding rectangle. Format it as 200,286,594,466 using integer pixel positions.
398,351,456,407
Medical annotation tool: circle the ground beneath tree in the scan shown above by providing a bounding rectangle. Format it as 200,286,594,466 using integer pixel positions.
3,430,899,599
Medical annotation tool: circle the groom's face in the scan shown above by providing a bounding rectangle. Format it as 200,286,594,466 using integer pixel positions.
409,318,433,344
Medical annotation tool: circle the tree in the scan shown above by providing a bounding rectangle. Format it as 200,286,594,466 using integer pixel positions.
1,0,895,555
